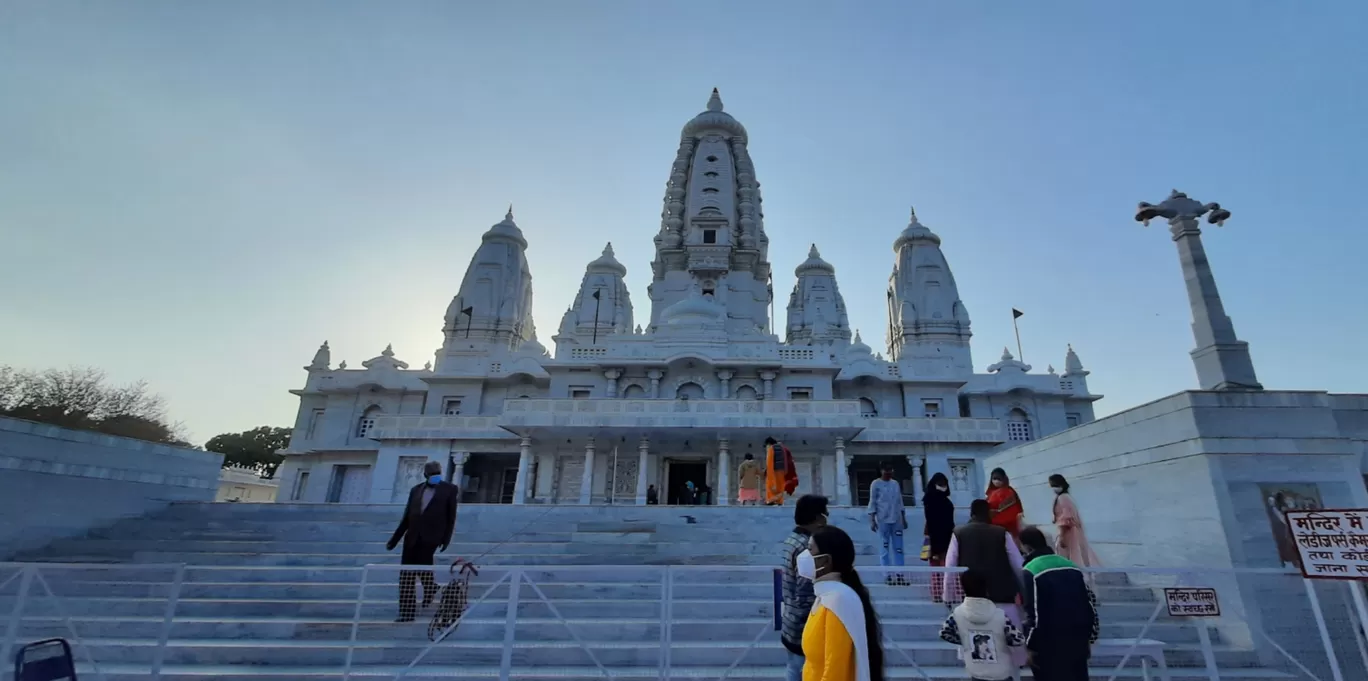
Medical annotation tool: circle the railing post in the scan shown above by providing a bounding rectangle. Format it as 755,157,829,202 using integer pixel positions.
150,564,185,681
499,568,523,681
661,567,674,681
343,565,371,681
1303,578,1345,681
1,566,34,671
1348,581,1368,675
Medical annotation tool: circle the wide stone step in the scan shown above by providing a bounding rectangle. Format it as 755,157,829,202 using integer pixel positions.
0,661,1296,681
7,637,1266,670
0,594,1170,623
9,615,1203,645
5,569,1162,605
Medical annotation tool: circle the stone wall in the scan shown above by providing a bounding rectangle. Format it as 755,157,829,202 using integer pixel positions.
0,416,223,558
983,390,1368,568
983,390,1368,674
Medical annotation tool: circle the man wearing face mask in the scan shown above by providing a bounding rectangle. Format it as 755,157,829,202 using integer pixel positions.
387,460,460,622
780,494,828,681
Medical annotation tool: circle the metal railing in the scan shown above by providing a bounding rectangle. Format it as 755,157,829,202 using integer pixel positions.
0,562,185,681
4,561,1368,681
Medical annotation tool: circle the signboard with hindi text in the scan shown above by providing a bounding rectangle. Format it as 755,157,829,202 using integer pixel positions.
1285,508,1368,580
1163,587,1220,617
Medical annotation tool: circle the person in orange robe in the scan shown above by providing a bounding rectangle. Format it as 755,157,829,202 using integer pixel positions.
985,467,1024,540
765,437,799,506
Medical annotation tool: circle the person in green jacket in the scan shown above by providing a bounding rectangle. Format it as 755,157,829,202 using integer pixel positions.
1020,526,1099,681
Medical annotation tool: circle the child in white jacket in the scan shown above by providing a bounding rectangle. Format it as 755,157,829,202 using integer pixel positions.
939,570,1026,681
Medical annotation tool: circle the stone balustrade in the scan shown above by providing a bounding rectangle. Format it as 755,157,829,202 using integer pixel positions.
366,402,1003,443
500,398,864,432
366,415,518,441
852,416,1004,443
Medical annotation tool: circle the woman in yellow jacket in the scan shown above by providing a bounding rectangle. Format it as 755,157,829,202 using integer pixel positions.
795,526,886,681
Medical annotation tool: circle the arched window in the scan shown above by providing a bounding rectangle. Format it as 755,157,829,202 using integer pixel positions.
623,384,647,399
356,406,382,439
676,382,705,401
735,385,758,401
859,398,878,419
1006,408,1033,442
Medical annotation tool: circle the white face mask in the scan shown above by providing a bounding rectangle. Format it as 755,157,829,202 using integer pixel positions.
796,550,818,580
936,485,949,492
1051,486,1064,494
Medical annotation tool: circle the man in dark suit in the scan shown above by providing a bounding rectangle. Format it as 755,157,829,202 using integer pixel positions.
386,460,459,622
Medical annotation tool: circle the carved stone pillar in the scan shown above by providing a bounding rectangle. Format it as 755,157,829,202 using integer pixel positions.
579,440,596,505
512,437,532,505
716,370,734,399
647,369,664,399
834,438,850,506
1137,190,1261,391
635,437,650,505
906,454,924,507
451,451,470,493
604,369,623,398
759,370,777,400
717,437,731,506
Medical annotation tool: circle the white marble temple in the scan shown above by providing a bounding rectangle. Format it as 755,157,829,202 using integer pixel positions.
276,90,1101,506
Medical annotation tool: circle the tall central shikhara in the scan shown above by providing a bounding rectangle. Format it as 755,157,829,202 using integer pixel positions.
648,89,773,335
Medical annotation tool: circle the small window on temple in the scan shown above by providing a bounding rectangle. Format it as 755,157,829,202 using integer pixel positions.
703,288,715,297
706,155,718,162
704,171,719,178
702,187,719,194
703,229,717,244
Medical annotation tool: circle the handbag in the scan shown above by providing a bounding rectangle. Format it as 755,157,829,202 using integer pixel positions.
919,535,931,561
427,558,479,642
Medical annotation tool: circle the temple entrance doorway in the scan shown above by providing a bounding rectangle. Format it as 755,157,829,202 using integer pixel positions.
460,453,520,504
666,460,709,505
850,456,918,507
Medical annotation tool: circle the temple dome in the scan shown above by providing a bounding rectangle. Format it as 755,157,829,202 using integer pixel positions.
681,88,748,141
660,289,726,326
894,206,940,250
482,206,527,248
587,242,627,276
846,331,873,358
795,244,836,276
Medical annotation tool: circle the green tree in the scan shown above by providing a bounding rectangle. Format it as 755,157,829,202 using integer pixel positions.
205,426,292,478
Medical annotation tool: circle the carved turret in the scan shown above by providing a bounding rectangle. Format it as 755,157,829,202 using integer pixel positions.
306,341,331,372
886,207,972,374
439,209,536,365
1060,344,1091,395
987,347,1030,375
553,243,635,352
786,244,851,347
362,344,409,371
649,89,771,335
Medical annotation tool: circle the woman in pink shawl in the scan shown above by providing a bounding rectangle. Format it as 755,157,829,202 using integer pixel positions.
1050,474,1100,568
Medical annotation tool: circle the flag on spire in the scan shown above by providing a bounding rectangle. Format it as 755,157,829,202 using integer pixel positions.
1012,308,1024,319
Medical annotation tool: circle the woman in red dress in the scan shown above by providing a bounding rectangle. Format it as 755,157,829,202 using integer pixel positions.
985,468,1024,540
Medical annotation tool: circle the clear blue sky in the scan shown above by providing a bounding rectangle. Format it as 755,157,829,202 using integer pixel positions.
2,1,1365,444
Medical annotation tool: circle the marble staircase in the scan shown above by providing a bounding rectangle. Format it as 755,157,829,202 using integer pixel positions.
1,503,1292,680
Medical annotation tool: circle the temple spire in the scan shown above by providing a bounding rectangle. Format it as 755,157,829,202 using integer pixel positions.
707,87,723,112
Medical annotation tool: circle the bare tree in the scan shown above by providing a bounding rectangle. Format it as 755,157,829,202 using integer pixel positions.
0,366,189,446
